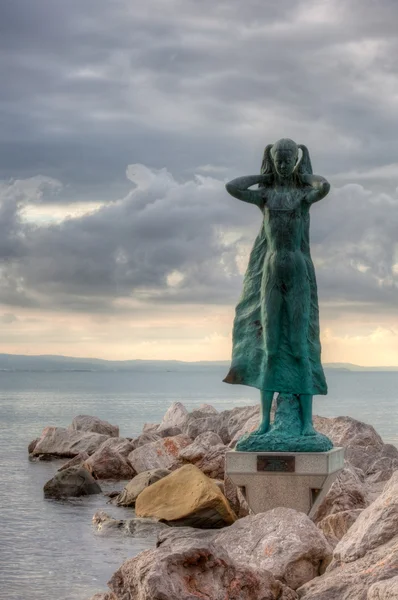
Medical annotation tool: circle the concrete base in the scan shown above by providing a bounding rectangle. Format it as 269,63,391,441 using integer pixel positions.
226,447,344,517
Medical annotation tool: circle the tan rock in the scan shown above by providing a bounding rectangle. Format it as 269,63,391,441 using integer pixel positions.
128,434,192,473
115,469,171,506
106,542,298,600
33,426,109,457
69,415,119,437
135,464,236,528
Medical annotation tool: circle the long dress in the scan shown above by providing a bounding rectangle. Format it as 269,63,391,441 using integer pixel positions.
223,193,327,396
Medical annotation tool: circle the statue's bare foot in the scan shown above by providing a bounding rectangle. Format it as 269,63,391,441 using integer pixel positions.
254,419,270,435
301,423,316,436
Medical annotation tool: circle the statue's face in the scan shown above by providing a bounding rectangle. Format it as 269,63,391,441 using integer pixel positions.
273,149,297,178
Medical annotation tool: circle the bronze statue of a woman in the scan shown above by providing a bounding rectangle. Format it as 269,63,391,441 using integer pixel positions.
224,139,331,449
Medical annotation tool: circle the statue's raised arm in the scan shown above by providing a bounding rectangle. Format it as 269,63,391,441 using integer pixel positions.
225,174,271,208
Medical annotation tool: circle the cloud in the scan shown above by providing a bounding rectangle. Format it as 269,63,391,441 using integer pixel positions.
0,164,397,320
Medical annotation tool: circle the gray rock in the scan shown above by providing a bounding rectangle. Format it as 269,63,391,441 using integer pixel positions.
229,412,261,448
227,405,261,441
69,415,119,438
366,456,398,483
368,576,398,599
33,426,109,457
58,452,90,472
115,469,171,506
179,431,227,478
198,403,218,414
157,401,188,435
333,470,398,563
313,416,384,452
106,537,298,600
213,508,332,590
128,434,192,473
142,422,159,433
28,438,39,454
96,437,135,458
83,444,135,480
92,510,168,537
185,415,222,440
312,464,370,524
44,466,101,499
130,432,161,450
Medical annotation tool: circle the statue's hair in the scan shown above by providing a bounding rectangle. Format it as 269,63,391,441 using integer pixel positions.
259,139,313,186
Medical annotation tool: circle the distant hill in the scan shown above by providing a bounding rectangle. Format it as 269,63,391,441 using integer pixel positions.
0,354,396,372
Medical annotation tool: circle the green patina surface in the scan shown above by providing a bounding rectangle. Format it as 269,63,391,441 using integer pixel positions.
224,138,333,451
236,393,333,453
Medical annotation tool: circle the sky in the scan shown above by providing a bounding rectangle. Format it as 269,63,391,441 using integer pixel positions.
1,0,398,365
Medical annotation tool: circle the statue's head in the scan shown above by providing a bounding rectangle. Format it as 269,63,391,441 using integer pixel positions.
271,138,298,178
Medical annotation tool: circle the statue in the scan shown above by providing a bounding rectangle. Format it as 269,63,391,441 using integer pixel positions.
224,138,333,452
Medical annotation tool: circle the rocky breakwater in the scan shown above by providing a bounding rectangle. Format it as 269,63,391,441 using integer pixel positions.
28,402,398,596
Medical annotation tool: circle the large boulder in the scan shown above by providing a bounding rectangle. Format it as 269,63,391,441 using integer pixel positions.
312,464,370,524
128,434,192,473
135,464,237,528
43,466,101,499
83,444,135,480
298,471,398,598
69,415,119,438
97,437,135,457
157,401,188,436
130,432,161,450
179,431,227,479
214,509,332,590
183,414,223,440
32,426,109,458
115,469,171,506
104,541,298,600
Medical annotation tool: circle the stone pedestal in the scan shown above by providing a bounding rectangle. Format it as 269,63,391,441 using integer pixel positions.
226,447,344,517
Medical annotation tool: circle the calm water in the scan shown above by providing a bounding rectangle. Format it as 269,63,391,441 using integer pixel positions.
1,369,397,600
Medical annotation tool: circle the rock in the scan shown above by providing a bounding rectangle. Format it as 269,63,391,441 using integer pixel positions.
128,434,192,473
223,475,251,518
69,415,119,438
313,415,384,452
106,541,297,600
214,508,332,590
58,452,90,472
366,456,398,483
179,431,227,479
156,425,182,438
83,445,135,480
96,437,135,458
32,427,109,458
368,576,398,599
312,464,370,523
297,538,398,598
93,510,168,537
185,415,223,440
157,401,188,435
115,469,171,506
333,471,398,563
135,464,236,528
229,412,261,448
317,509,363,547
142,422,159,433
43,466,101,499
28,438,39,454
198,403,218,414
227,405,261,441
299,472,398,598
130,432,161,450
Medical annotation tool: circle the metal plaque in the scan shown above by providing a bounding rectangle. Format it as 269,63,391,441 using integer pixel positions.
257,455,295,473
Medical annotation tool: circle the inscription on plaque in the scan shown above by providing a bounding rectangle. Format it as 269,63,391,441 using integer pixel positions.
257,456,295,473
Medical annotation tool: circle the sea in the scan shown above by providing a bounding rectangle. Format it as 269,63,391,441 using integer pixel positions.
1,368,397,600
